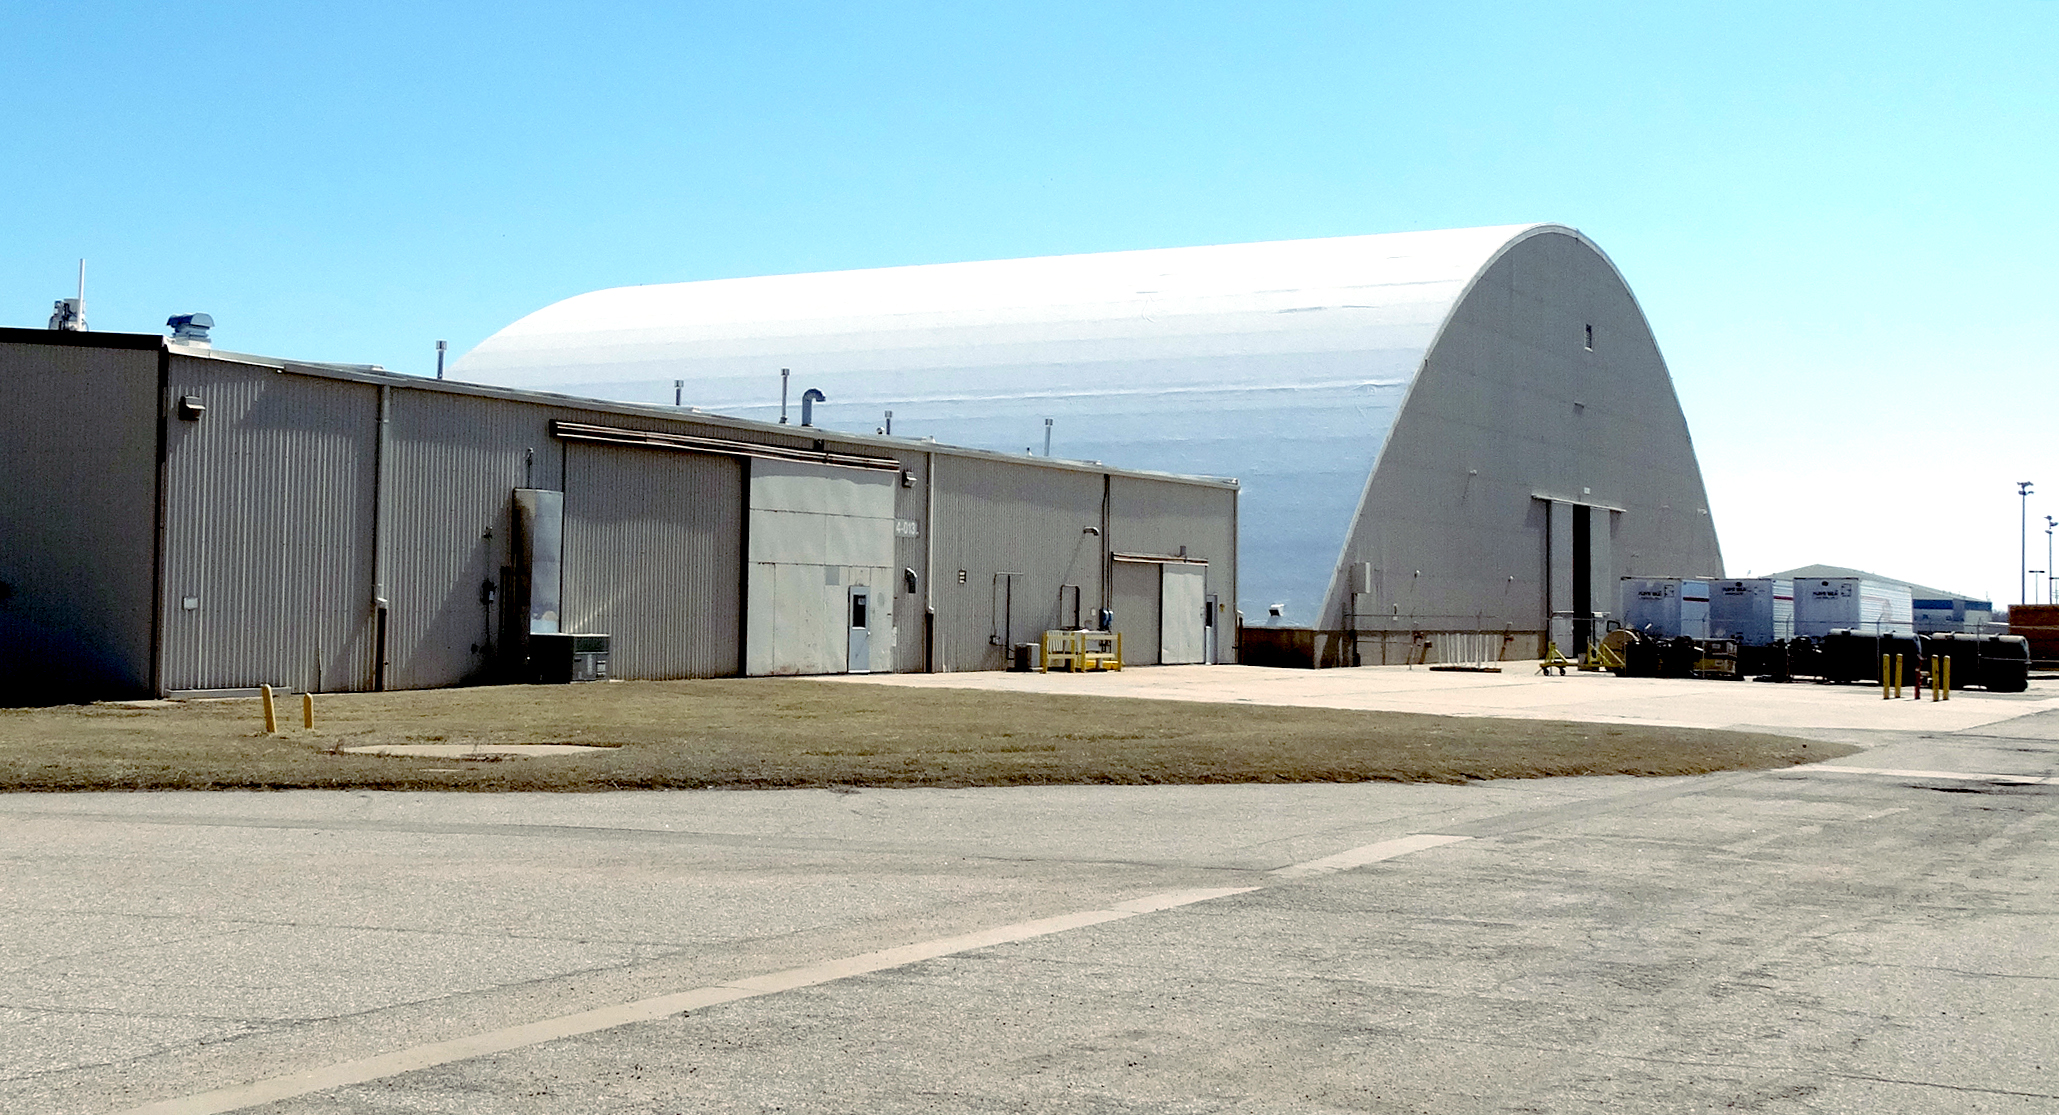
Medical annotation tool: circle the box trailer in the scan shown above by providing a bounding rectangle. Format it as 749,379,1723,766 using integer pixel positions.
1709,578,1793,646
1793,577,1913,638
1619,577,1711,640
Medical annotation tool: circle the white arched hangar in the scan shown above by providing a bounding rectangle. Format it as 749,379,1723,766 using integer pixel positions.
461,224,1722,664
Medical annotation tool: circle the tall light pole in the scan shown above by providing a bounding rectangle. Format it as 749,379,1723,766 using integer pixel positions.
2047,515,2055,605
2021,481,2036,607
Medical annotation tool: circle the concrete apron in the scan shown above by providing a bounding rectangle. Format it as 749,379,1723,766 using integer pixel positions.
824,662,2059,734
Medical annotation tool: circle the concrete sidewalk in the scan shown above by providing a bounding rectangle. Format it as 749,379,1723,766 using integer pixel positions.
826,662,2059,735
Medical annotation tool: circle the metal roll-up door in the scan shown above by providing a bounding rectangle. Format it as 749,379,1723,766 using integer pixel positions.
1111,561,1160,665
562,443,744,679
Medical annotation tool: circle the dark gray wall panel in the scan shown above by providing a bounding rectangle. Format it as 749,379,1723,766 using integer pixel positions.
0,341,160,701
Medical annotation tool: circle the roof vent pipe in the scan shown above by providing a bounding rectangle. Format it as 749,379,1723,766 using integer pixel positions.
800,388,826,428
167,313,214,345
779,368,790,424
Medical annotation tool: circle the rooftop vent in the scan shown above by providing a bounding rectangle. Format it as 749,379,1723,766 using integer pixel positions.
48,260,87,331
167,313,214,345
48,298,85,331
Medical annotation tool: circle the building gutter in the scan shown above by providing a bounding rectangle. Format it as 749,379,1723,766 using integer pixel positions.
550,420,902,473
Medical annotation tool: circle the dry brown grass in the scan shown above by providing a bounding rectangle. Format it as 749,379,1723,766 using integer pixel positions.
0,678,1853,792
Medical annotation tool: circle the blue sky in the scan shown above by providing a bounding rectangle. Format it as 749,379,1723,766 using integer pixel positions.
5,1,2054,606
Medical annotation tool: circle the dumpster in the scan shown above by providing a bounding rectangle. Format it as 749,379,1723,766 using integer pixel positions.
1978,635,2030,692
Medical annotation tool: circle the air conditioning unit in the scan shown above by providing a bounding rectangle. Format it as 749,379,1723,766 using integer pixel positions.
529,633,610,684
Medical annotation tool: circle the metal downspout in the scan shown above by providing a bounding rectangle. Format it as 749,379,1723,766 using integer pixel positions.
372,384,391,690
148,343,171,695
924,449,936,672
1099,474,1112,618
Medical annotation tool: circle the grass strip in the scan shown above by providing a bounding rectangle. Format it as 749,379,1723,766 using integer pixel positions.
0,678,1852,792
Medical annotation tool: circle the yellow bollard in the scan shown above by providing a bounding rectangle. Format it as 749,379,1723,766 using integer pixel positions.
1943,655,1951,700
1894,654,1903,699
260,684,278,733
1881,655,1891,700
302,692,314,729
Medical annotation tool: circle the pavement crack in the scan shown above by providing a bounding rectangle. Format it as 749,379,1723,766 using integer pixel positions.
1380,1032,2059,1100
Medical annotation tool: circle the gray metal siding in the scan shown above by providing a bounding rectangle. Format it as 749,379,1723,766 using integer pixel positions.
382,390,558,688
562,442,743,679
1329,230,1722,647
0,341,160,701
1107,475,1238,657
930,455,1106,671
890,450,930,672
158,356,378,692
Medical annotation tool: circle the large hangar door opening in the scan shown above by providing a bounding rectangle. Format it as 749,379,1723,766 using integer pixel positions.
562,444,743,680
1542,498,1618,655
746,460,897,676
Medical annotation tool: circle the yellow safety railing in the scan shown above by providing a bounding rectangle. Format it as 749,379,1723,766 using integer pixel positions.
1040,630,1124,672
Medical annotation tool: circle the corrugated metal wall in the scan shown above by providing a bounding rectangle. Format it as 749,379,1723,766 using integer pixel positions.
1107,475,1238,663
562,442,744,679
6,335,1237,697
890,450,930,673
158,356,378,692
930,456,1106,671
0,338,161,701
383,390,556,689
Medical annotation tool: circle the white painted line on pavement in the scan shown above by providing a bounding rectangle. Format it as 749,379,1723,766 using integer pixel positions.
1270,833,1471,878
1799,765,2056,785
110,839,1464,1115
109,888,1254,1115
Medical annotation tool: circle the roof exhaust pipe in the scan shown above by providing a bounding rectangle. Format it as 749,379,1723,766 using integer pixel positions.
800,388,826,428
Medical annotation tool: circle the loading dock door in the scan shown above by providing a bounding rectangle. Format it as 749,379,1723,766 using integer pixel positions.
562,445,744,680
1110,561,1161,665
1160,564,1206,664
745,459,897,676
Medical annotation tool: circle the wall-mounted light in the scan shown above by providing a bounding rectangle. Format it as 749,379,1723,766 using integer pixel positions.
176,395,206,421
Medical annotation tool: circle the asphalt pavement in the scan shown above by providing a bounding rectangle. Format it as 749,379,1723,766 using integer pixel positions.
3,673,2055,1114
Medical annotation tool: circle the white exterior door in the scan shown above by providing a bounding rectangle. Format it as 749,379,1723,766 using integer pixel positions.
1160,563,1206,665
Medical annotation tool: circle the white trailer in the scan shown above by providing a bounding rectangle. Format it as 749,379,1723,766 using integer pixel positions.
1792,577,1913,637
1709,578,1794,646
1619,577,1711,639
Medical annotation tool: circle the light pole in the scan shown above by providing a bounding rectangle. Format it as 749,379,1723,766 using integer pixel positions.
2021,481,2036,606
2047,515,2055,605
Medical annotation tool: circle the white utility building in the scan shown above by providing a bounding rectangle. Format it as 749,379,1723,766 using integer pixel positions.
459,223,1722,663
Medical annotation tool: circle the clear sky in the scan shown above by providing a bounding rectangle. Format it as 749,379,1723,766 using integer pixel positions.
6,1,2054,608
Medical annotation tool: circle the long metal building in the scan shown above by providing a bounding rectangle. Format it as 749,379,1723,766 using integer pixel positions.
456,223,1724,664
0,328,1236,704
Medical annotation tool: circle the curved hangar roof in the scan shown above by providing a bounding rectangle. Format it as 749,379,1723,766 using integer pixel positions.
458,224,1721,627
